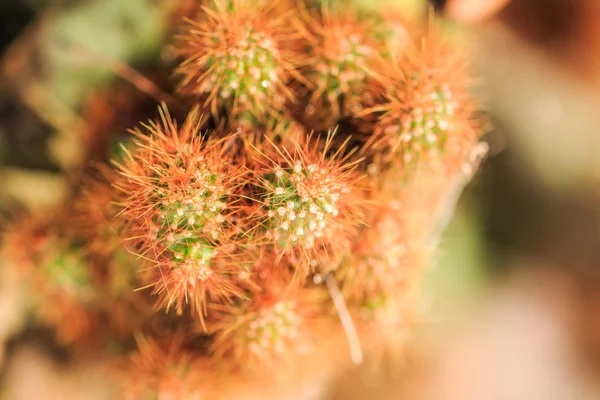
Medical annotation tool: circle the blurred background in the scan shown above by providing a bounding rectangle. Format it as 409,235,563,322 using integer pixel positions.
1,0,600,398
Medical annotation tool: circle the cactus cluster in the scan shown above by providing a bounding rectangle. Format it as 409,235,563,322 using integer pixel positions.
0,0,486,397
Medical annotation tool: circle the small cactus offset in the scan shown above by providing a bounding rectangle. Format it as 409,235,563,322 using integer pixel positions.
173,0,304,120
0,0,487,398
362,32,479,171
301,6,379,121
112,106,252,322
253,133,365,275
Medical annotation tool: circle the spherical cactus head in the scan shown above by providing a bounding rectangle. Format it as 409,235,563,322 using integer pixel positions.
118,336,214,400
338,209,411,304
112,105,252,323
208,263,322,372
255,132,366,275
1,213,102,347
363,32,480,174
302,8,380,122
173,0,303,121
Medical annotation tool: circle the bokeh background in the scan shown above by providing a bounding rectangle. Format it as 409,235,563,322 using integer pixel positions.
1,0,600,398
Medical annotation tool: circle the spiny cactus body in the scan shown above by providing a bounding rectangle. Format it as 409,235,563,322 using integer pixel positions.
0,0,487,397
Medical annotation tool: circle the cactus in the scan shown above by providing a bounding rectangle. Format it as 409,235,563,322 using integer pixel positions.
0,0,486,398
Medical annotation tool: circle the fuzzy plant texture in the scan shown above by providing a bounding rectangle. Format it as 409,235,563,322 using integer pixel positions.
1,0,487,398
